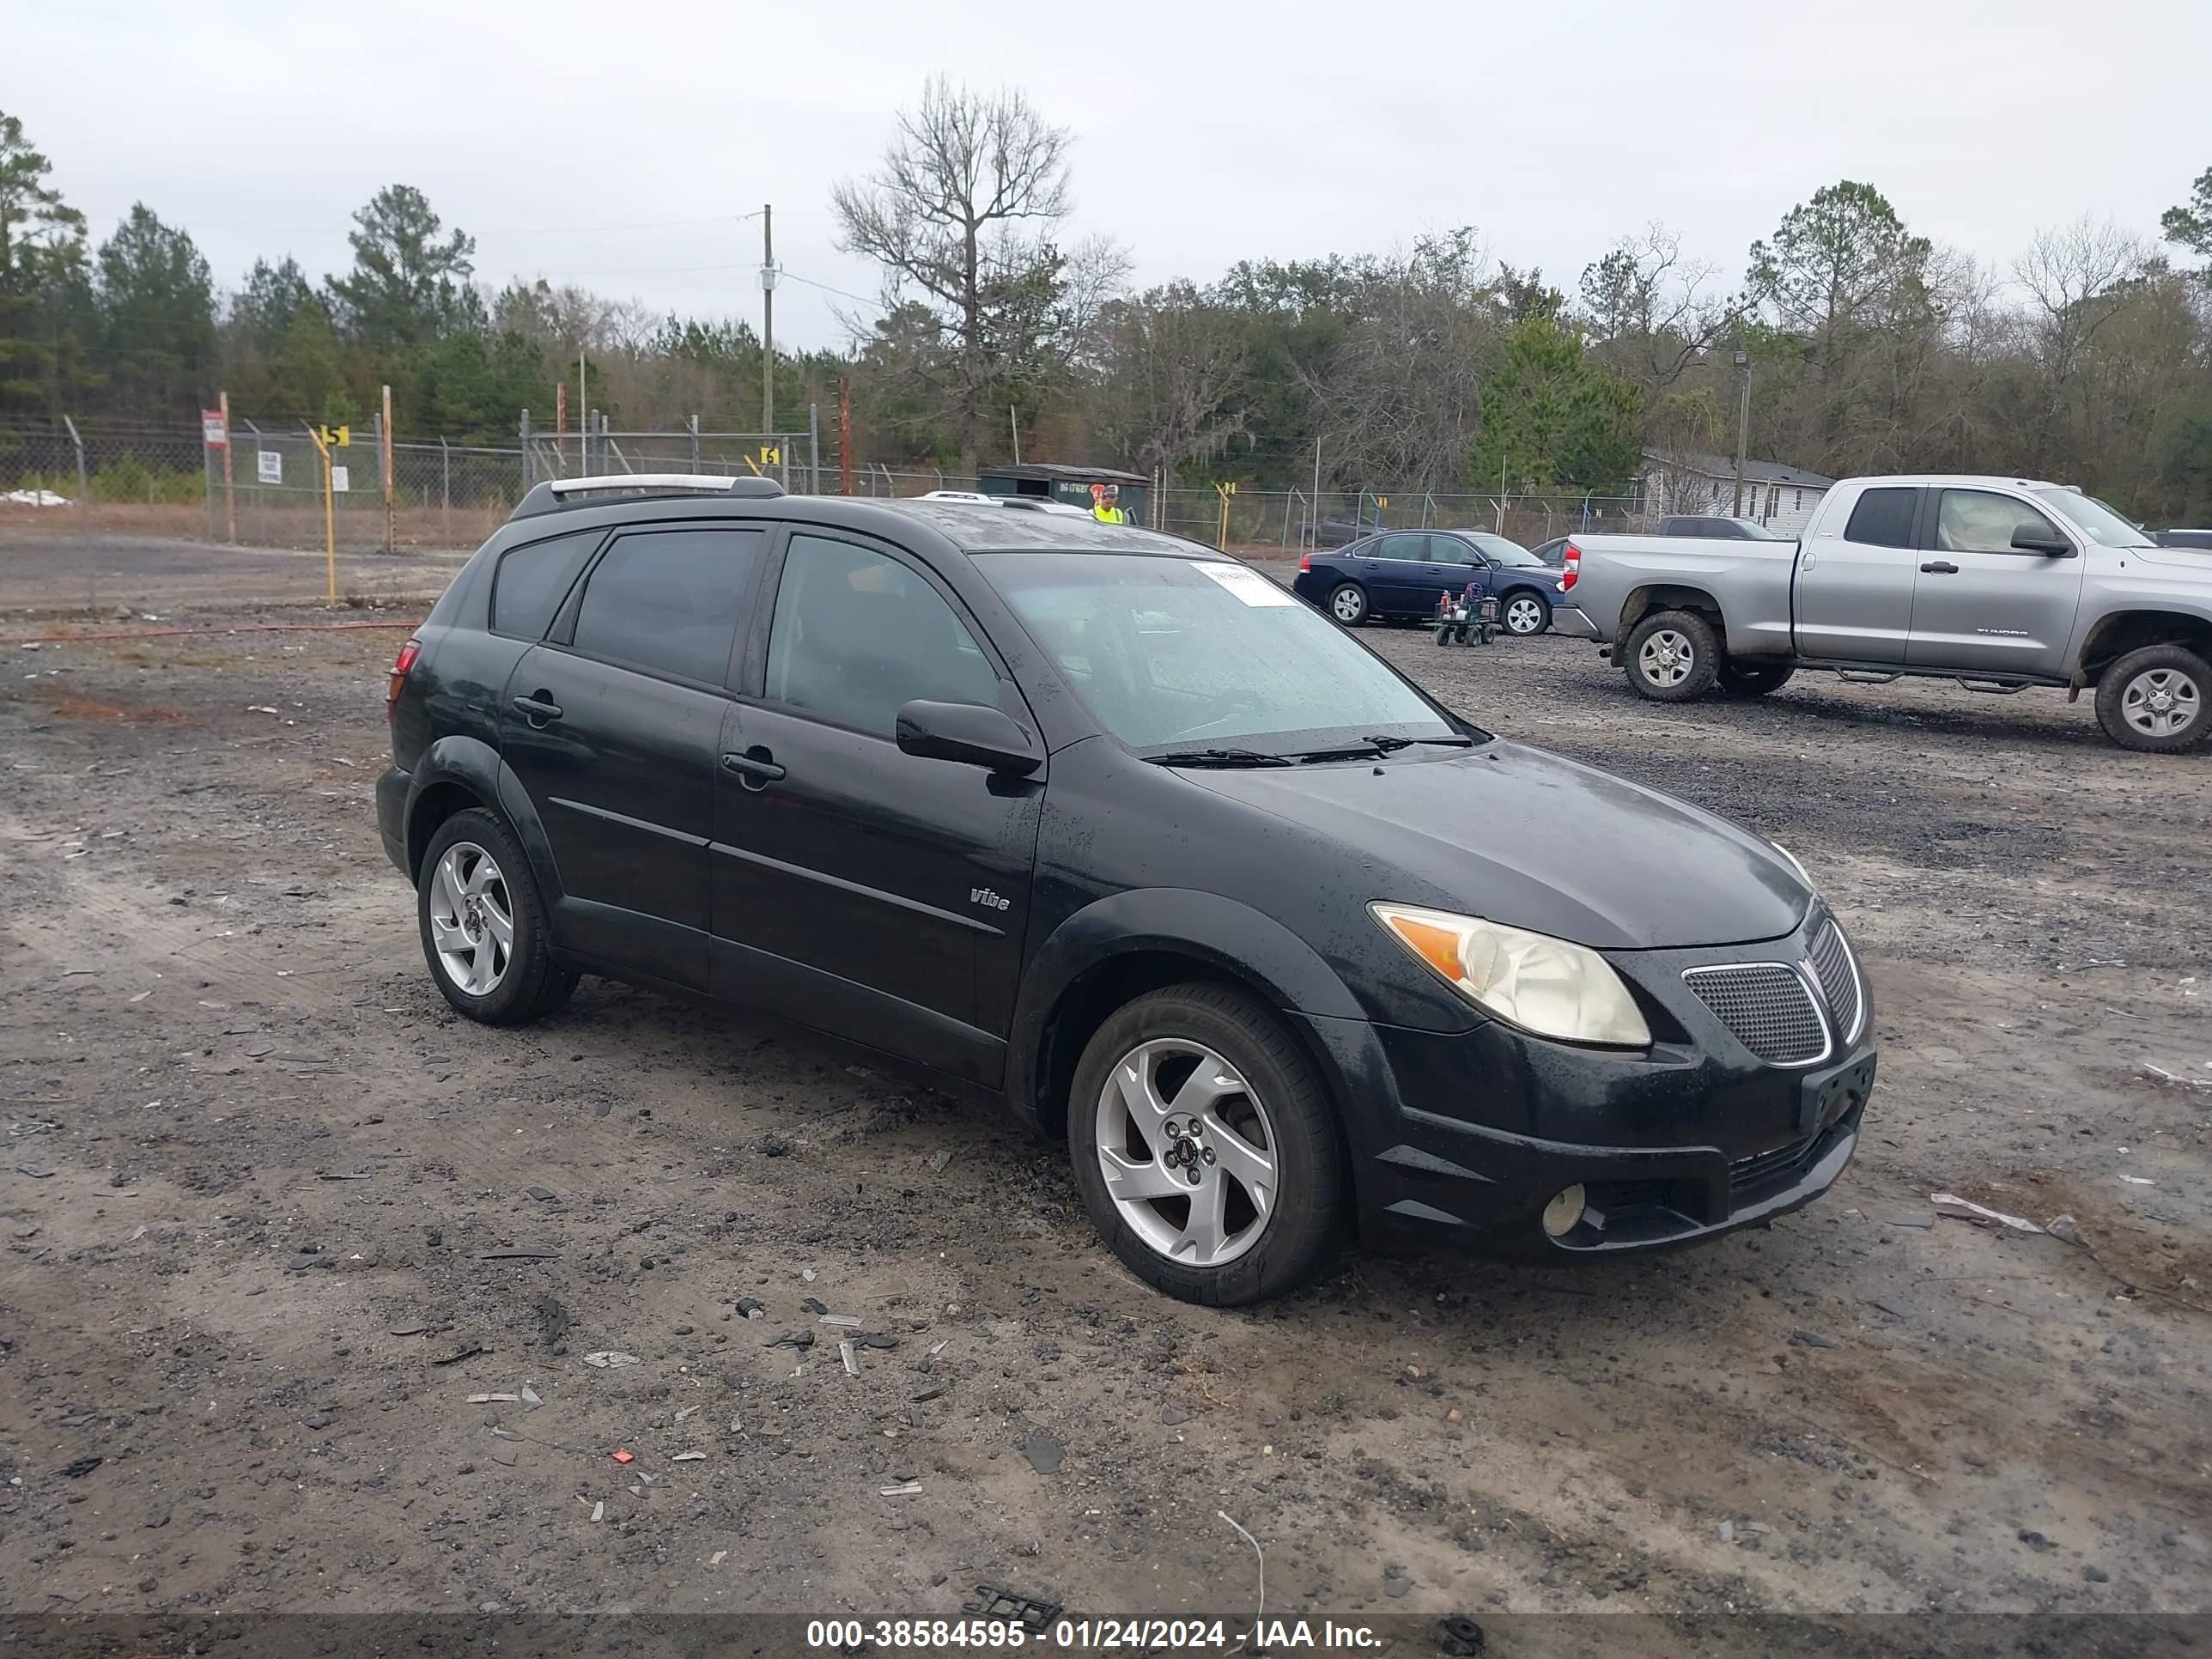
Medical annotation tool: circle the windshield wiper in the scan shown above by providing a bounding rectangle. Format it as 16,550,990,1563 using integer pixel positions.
1143,747,1294,769
1289,733,1475,763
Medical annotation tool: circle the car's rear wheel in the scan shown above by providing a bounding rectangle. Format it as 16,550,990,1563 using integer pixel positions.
1624,609,1720,702
1717,660,1796,697
1068,983,1345,1305
2095,645,2209,753
418,807,578,1024
1502,592,1551,636
1328,582,1369,626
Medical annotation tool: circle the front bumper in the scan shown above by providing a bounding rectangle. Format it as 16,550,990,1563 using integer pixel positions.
1548,602,1601,640
1297,906,1876,1259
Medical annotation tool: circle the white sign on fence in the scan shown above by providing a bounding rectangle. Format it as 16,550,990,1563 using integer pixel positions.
201,409,228,448
257,450,282,484
331,465,350,494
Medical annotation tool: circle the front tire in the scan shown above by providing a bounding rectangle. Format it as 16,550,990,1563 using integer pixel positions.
417,807,578,1024
1624,609,1720,702
1717,660,1796,697
1501,591,1551,636
1068,983,1346,1306
2095,645,2209,753
1328,582,1370,626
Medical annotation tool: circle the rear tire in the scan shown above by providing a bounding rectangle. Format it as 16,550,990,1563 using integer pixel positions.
418,807,579,1024
2094,645,2209,753
1328,583,1369,626
1624,609,1720,702
1717,660,1796,697
1068,983,1346,1306
1501,591,1551,636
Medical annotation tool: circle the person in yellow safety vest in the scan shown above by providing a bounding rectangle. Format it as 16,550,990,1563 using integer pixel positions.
1091,483,1128,525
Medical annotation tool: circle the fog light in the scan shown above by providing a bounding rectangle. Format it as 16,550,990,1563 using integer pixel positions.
1541,1184,1587,1238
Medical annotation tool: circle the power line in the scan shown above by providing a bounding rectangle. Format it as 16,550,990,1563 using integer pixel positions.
81,209,764,238
778,270,888,311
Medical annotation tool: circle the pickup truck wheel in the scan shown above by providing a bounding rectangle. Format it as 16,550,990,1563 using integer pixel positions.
1328,583,1369,626
1624,610,1720,702
1717,661,1796,697
2095,645,2209,754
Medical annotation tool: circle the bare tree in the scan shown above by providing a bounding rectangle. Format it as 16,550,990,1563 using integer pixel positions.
1082,281,1250,479
1577,223,1735,389
833,78,1076,470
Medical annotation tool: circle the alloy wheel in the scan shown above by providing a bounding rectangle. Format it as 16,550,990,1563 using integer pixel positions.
2120,667,2201,738
428,842,514,997
1093,1038,1279,1268
1638,628,1696,687
1331,586,1365,623
1504,596,1546,635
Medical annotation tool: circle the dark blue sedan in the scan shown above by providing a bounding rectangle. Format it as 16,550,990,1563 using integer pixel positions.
1293,529,1566,635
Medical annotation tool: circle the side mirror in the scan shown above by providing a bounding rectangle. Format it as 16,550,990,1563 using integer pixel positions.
895,699,1042,775
2011,525,2075,557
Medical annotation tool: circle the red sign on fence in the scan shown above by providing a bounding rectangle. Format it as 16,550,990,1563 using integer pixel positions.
201,409,228,448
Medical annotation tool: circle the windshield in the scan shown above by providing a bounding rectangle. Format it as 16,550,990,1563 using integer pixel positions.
2033,488,2151,548
979,552,1476,757
1461,533,1543,567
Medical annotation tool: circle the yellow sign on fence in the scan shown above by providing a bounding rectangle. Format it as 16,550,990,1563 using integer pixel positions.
317,425,351,448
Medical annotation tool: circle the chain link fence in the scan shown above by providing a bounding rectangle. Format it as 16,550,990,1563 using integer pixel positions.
2,411,1656,607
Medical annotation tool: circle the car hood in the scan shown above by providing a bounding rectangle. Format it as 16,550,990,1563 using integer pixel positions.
1182,740,1808,950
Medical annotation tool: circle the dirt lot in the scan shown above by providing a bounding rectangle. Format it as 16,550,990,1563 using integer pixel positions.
3,534,2209,1650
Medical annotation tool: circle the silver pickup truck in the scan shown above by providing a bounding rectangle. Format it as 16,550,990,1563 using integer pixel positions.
1554,474,2212,753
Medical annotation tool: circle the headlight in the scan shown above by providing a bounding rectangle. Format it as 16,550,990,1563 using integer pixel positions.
1370,903,1652,1048
1769,840,1814,890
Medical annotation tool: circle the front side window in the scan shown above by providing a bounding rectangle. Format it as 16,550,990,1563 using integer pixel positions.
1936,490,2063,555
982,552,1471,756
569,526,763,683
1843,488,1917,549
764,535,999,738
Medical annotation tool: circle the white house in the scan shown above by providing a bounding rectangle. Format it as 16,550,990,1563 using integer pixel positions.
1640,449,1832,536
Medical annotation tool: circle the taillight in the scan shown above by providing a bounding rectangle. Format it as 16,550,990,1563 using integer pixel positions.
1297,551,1311,573
1561,543,1580,591
387,638,421,708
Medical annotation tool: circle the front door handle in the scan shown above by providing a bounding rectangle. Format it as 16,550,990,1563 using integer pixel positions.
1920,560,1960,574
720,750,786,788
511,693,562,726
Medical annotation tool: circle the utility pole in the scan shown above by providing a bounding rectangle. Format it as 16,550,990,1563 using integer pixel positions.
760,204,776,438
578,351,588,474
839,379,854,496
1731,347,1752,518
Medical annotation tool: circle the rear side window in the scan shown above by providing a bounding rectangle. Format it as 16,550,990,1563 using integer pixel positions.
764,534,999,738
1843,488,1917,549
490,530,601,640
569,526,764,684
1372,533,1425,562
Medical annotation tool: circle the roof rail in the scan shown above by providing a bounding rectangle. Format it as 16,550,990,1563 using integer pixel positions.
509,473,785,520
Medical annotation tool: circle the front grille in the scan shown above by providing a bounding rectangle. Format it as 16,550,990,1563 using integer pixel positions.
1730,1136,1818,1191
1806,920,1863,1041
1683,963,1827,1064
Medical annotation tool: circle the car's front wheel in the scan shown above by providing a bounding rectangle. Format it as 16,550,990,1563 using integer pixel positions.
2095,644,2209,753
1501,591,1551,636
1068,983,1345,1305
1328,582,1369,626
417,807,578,1024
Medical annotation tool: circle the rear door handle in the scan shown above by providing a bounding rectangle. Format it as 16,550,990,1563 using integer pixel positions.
511,693,562,724
720,750,786,787
1919,561,1960,574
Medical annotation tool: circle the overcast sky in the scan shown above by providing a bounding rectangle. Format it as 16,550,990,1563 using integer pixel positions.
19,0,2206,350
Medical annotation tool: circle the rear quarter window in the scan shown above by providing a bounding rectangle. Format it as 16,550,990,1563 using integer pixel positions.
490,530,603,640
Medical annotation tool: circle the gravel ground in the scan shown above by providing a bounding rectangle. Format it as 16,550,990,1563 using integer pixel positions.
2,538,2209,1650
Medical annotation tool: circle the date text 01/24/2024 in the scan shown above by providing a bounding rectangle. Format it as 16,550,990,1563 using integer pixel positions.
804,1618,1389,1650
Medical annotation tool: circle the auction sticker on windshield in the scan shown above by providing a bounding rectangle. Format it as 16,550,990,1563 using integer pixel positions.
1194,562,1297,606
